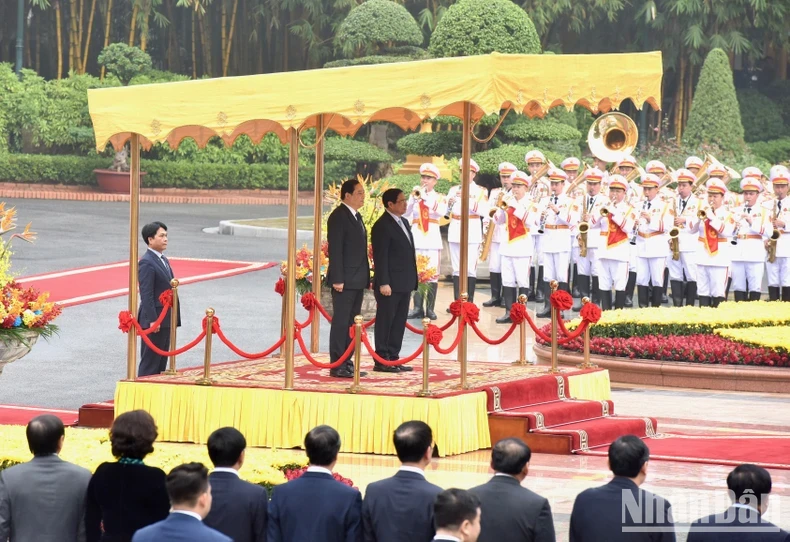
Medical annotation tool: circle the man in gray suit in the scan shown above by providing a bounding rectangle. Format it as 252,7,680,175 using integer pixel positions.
469,438,555,542
0,415,92,542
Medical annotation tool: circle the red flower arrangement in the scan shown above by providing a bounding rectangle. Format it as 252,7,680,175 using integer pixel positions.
283,467,357,490
425,324,444,346
550,290,573,311
509,302,528,324
579,302,602,324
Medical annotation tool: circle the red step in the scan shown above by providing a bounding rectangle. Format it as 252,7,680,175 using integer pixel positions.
535,416,659,452
494,399,615,430
78,401,115,428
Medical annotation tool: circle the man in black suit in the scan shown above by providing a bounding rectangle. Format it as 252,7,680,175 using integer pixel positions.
469,438,555,542
138,221,181,376
433,489,482,542
687,464,789,541
268,425,362,542
371,188,418,373
569,435,675,542
362,420,442,541
327,179,370,378
203,427,268,542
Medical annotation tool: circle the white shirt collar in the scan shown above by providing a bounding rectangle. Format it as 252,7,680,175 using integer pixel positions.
433,535,461,541
732,503,761,514
494,472,518,479
342,202,358,216
171,510,203,521
398,466,425,477
306,466,333,476
147,247,164,258
212,467,239,477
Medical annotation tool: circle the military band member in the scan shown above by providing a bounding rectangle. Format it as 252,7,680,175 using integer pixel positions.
526,150,548,302
405,163,447,320
692,176,736,307
596,175,636,310
615,155,639,307
635,174,673,308
573,167,605,311
729,171,772,302
536,168,580,318
646,160,671,304
562,157,583,298
668,169,700,307
685,156,704,177
446,158,489,307
493,171,539,324
766,166,790,301
482,162,516,308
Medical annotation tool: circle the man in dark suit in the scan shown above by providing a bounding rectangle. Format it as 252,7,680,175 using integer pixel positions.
687,464,789,541
133,462,231,542
268,425,362,542
327,179,370,378
469,438,555,542
433,489,482,542
371,188,418,373
203,427,268,542
138,221,181,376
569,435,675,542
362,420,442,541
0,415,92,542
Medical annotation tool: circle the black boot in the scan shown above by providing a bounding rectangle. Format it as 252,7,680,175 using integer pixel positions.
467,277,477,304
637,285,650,308
571,264,580,297
698,295,711,307
573,275,590,312
624,272,636,307
536,282,552,318
483,273,502,307
534,267,545,302
496,287,516,324
528,267,537,301
446,276,459,313
591,276,601,304
748,291,762,301
685,281,698,307
670,280,684,307
425,283,438,320
615,290,627,310
725,277,732,301
599,290,612,311
783,288,790,302
662,268,669,304
769,286,781,301
712,296,725,308
407,291,424,319
651,285,664,307
733,291,747,302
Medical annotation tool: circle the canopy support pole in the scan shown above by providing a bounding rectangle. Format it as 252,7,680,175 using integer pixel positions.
458,101,472,389
311,115,325,353
283,128,299,390
126,134,141,380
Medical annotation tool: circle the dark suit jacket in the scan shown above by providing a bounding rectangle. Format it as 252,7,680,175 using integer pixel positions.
327,204,370,290
362,469,443,542
268,471,362,542
203,471,268,542
569,476,675,542
138,249,181,329
469,475,555,542
131,513,231,542
687,506,790,542
85,462,171,542
371,212,418,293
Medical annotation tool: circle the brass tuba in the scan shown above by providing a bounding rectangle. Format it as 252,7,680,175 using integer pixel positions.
587,112,639,164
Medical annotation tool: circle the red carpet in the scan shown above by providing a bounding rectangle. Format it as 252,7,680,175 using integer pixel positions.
17,258,276,307
0,404,79,426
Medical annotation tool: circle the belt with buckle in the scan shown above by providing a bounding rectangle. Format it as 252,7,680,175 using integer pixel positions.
543,225,569,230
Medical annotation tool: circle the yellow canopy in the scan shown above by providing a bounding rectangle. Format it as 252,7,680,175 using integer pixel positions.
88,51,663,151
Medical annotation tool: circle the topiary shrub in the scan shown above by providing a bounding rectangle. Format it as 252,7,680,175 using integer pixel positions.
683,48,746,154
382,173,453,195
736,89,785,143
335,0,424,58
471,144,563,177
749,138,790,165
428,0,541,57
97,43,152,86
396,131,463,157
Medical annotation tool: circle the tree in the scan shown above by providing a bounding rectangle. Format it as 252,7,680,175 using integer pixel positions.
428,0,541,57
335,0,424,58
97,43,152,85
683,48,745,153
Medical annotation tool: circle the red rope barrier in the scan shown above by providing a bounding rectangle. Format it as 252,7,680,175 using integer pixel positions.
405,315,457,335
134,319,207,357
556,318,590,345
360,333,423,366
119,301,170,337
294,328,354,369
468,320,518,345
213,322,286,360
363,317,375,329
431,322,466,355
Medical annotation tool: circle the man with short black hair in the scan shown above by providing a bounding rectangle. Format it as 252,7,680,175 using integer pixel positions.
203,427,268,542
687,464,789,541
469,438,555,542
433,489,481,542
569,435,675,541
133,462,230,541
268,425,362,542
362,420,443,541
0,415,92,542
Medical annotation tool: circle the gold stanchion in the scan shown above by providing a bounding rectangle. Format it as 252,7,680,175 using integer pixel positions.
457,101,472,389
347,315,364,394
311,115,325,353
126,133,141,381
163,279,180,375
549,281,561,374
196,308,215,386
577,297,597,369
512,293,529,365
283,128,299,390
417,317,433,397
459,292,470,389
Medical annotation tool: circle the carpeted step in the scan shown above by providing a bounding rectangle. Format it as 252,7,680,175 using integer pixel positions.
485,373,572,411
536,416,659,452
492,399,615,431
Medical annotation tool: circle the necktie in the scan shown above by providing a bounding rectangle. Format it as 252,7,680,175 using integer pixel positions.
160,256,172,277
646,202,651,210
681,199,687,213
588,197,593,210
355,212,365,231
746,207,751,214
552,196,558,205
779,201,783,212
398,217,412,245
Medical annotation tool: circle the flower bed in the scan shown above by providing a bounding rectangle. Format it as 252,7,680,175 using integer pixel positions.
715,326,790,353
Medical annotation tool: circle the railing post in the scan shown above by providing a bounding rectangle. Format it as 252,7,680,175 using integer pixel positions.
163,279,180,375
346,315,364,394
549,281,560,373
459,292,470,389
417,317,433,397
577,297,598,369
196,308,215,386
513,293,529,365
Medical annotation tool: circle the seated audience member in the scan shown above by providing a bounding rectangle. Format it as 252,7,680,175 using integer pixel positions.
0,414,92,542
687,464,790,542
85,409,170,542
432,488,482,542
268,425,362,542
470,438,555,542
362,420,443,541
132,462,231,542
203,427,268,542
569,435,675,542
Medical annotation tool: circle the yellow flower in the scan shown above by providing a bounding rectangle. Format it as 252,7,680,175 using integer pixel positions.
21,310,38,327
715,326,790,351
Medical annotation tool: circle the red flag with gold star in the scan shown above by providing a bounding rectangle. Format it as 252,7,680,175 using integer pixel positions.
702,219,719,255
606,215,629,248
417,201,430,233
506,207,527,242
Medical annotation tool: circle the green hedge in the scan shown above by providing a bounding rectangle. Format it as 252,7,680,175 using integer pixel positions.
501,118,582,142
749,138,790,164
323,55,424,68
382,174,454,195
471,144,563,176
737,89,785,143
396,131,463,156
0,154,106,184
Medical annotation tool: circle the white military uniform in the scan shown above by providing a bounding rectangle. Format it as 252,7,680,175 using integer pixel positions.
766,167,790,290
484,186,508,274
578,191,606,277
597,198,636,291
730,178,773,296
668,172,700,283
406,187,447,283
636,195,673,288
692,201,736,299
538,189,580,284
496,190,539,288
447,181,489,277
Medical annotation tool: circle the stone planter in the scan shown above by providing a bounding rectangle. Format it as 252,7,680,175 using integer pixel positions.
94,169,147,194
0,330,40,376
319,288,377,321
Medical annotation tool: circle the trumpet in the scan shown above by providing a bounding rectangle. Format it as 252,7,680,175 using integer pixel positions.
412,187,422,199
669,227,680,260
697,208,708,220
600,207,610,217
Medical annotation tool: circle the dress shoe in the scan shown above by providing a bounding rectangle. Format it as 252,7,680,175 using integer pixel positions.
397,364,414,372
329,368,354,378
373,363,399,373
426,309,437,320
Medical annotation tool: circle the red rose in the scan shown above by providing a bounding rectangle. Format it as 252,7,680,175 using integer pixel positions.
509,303,528,324
550,290,573,311
301,292,316,311
579,302,602,324
449,299,464,317
275,277,285,296
425,324,444,346
461,302,480,324
118,311,134,333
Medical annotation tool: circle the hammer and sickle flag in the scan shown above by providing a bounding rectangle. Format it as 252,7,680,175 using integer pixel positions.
417,201,430,233
703,219,719,256
606,214,629,248
507,207,527,242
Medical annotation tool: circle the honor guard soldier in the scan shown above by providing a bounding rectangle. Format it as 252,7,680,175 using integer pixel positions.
482,162,516,308
615,155,639,307
596,175,636,310
573,167,606,310
692,176,736,307
730,170,772,302
668,169,701,307
406,163,447,320
493,171,539,324
562,157,583,298
525,150,548,302
446,158,489,307
767,166,790,301
635,173,673,308
536,167,580,318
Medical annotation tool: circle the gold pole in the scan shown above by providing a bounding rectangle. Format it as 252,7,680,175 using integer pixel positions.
347,315,364,394
126,134,141,381
578,297,597,369
417,317,432,397
283,128,299,390
459,292,469,389
549,280,560,373
513,293,528,365
196,308,215,386
458,101,472,388
163,278,180,375
311,114,324,353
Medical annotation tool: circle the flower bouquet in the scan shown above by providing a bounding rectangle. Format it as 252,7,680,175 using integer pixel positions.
280,241,329,296
282,466,357,490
